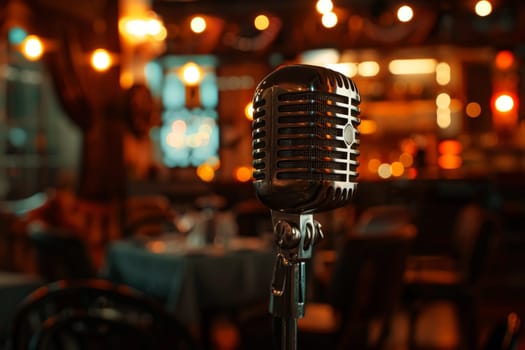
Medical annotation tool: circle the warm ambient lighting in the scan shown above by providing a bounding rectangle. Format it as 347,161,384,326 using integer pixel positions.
438,140,462,170
21,35,43,61
91,49,112,72
399,152,413,167
234,166,252,182
316,0,334,14
475,0,492,17
181,62,203,86
397,5,414,22
358,120,377,134
495,50,515,70
378,163,392,179
326,62,358,78
190,16,207,33
197,164,215,182
358,61,380,77
119,14,166,42
388,59,437,75
466,102,482,118
436,93,451,108
494,93,515,113
437,108,451,129
438,154,462,169
254,14,270,31
368,159,381,173
244,102,254,121
321,12,338,28
391,161,405,177
439,140,462,155
436,62,451,85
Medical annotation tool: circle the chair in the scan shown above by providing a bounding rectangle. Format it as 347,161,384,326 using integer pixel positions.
404,204,500,350
29,230,96,281
298,224,416,350
6,279,199,350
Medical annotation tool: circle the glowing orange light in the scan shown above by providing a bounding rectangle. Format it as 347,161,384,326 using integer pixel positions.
181,62,202,86
475,0,492,17
397,5,414,22
254,15,270,31
358,119,377,134
438,140,462,155
391,161,405,177
367,158,381,173
234,166,252,182
244,102,254,121
321,11,338,28
495,50,515,70
438,154,462,169
316,0,333,14
408,168,418,179
196,164,215,182
465,102,482,118
399,152,413,167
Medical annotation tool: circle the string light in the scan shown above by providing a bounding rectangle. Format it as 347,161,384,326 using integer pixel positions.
494,93,515,113
181,62,203,86
91,49,112,72
474,0,492,17
358,61,380,77
254,14,270,31
119,14,166,42
465,102,482,118
190,16,207,33
321,11,338,28
397,5,414,22
197,164,215,182
21,35,43,61
435,62,451,85
316,0,334,14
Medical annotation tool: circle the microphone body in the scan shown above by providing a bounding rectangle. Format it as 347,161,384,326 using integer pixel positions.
252,64,360,214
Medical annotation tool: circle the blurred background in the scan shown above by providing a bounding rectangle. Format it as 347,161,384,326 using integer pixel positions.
0,0,524,349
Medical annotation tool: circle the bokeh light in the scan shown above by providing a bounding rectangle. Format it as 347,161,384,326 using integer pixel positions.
321,12,338,28
190,16,207,33
494,94,515,113
465,102,482,118
475,0,492,17
397,5,414,22
21,35,43,61
254,14,270,30
91,49,112,72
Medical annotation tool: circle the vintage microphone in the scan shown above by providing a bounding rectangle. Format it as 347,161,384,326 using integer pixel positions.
251,64,361,350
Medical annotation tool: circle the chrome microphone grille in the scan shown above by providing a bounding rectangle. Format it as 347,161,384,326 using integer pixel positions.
252,65,360,213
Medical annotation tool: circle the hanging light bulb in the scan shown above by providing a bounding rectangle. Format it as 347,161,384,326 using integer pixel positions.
397,5,414,22
91,49,112,72
21,35,44,61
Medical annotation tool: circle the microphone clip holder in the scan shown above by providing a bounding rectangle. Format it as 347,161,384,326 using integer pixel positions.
269,210,323,349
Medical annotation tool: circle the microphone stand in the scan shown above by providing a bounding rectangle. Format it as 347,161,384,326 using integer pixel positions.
269,211,323,350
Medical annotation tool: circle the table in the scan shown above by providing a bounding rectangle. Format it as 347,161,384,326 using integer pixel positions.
102,235,276,326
